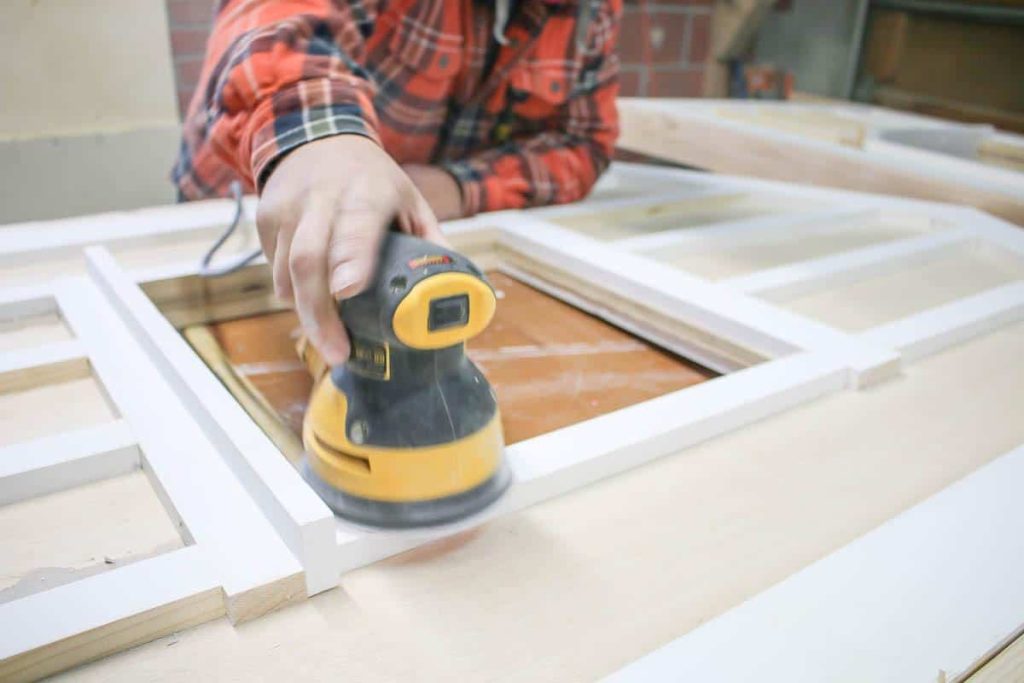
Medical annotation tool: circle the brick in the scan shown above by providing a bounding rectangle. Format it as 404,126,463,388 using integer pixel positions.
170,26,211,58
617,69,644,97
618,8,687,64
688,12,711,64
167,0,215,27
649,66,705,97
175,57,205,89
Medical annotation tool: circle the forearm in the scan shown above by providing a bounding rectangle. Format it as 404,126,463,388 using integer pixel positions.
442,131,613,215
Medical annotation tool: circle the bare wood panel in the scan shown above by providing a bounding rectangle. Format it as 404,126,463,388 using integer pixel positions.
0,471,184,604
0,377,117,448
192,272,716,450
777,245,1024,332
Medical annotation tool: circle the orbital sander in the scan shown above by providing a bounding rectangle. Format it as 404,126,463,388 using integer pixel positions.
298,231,511,528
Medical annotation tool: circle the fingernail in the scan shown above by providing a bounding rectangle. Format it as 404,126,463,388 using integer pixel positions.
330,262,363,298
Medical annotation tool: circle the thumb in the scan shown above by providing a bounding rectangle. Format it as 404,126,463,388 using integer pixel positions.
327,214,387,299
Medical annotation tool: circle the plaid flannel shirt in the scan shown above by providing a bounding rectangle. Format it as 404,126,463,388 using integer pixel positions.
174,0,621,216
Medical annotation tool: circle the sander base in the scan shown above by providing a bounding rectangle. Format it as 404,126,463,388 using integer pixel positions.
300,457,513,529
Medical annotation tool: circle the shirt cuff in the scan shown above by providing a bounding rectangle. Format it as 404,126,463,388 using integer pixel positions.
244,76,381,191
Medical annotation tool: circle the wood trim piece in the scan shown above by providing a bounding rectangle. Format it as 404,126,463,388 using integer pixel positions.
0,420,139,505
0,546,224,683
608,442,1024,682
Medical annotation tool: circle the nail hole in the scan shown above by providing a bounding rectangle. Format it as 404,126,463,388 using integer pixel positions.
389,276,408,293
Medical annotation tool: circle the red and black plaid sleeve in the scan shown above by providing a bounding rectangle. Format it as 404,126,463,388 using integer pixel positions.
174,0,382,199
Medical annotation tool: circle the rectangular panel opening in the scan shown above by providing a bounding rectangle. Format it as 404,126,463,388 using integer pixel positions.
550,193,810,241
0,369,118,449
644,214,936,281
0,309,73,354
138,231,771,470
0,463,184,604
771,243,1024,332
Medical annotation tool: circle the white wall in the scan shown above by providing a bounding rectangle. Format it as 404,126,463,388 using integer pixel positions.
0,0,182,222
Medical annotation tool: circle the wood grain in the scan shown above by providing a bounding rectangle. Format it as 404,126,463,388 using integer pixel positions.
196,271,716,448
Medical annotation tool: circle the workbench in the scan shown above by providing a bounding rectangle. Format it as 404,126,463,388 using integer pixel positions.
1,163,1023,681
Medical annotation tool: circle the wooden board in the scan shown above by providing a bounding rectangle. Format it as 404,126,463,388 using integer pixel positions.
617,99,1024,226
192,271,716,450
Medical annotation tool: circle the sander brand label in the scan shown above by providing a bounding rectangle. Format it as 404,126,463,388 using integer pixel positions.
350,337,391,380
407,254,452,270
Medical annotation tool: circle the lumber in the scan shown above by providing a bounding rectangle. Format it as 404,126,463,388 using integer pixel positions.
0,547,224,683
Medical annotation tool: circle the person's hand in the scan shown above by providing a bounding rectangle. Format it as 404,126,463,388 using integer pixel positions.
403,164,464,222
257,135,445,365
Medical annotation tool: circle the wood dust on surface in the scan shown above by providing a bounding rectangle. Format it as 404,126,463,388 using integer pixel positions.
198,271,716,448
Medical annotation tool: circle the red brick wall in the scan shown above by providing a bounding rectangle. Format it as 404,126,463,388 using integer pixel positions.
165,0,712,117
618,0,713,97
166,0,216,117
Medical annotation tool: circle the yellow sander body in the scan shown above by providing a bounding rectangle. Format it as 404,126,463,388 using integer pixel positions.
299,232,511,528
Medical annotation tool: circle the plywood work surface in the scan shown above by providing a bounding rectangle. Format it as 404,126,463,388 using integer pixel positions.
197,271,715,447
0,377,116,448
776,244,1024,331
0,471,184,603
656,218,927,280
59,320,1024,682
